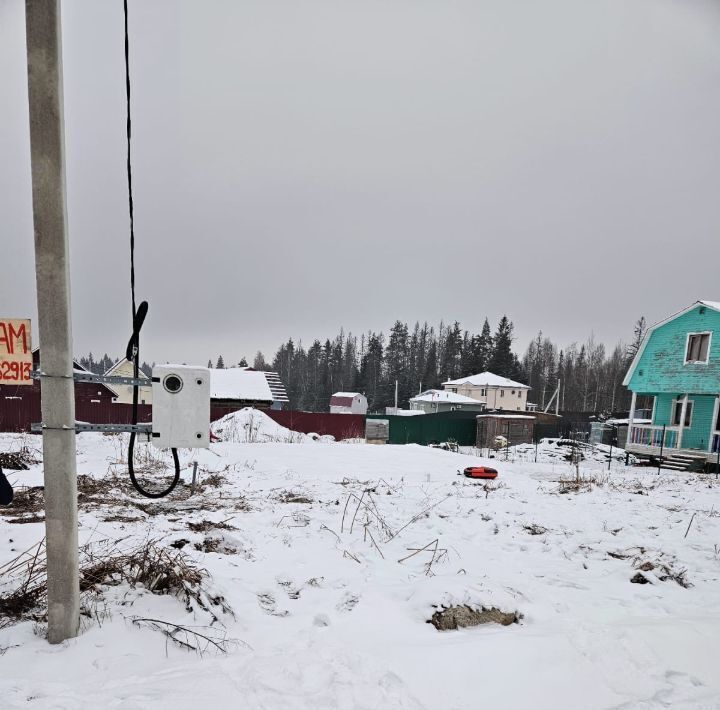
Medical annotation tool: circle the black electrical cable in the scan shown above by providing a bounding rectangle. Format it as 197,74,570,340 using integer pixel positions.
124,0,179,498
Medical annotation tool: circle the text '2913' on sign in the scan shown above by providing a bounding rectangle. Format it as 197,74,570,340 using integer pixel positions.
0,319,32,385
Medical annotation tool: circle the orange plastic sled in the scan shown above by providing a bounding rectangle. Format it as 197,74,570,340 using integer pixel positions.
463,466,498,480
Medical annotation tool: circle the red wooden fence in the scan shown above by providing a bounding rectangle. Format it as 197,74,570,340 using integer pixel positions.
0,394,152,433
1,393,363,441
264,410,365,440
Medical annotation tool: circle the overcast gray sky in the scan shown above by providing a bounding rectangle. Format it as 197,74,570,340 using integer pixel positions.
2,0,720,366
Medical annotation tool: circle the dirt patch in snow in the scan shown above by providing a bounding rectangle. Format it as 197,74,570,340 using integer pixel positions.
194,535,239,555
199,473,226,489
428,605,520,630
187,519,236,533
4,515,45,525
523,523,548,536
277,490,314,504
0,486,44,515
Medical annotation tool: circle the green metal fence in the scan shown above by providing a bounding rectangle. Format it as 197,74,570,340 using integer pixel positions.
366,411,477,446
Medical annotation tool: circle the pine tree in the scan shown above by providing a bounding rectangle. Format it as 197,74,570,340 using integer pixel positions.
487,316,515,377
626,316,647,361
385,321,410,406
216,355,225,369
238,357,248,367
468,318,493,374
358,333,384,411
423,339,439,391
207,359,213,368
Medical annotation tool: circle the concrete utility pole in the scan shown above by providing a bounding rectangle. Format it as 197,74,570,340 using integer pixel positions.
25,0,80,644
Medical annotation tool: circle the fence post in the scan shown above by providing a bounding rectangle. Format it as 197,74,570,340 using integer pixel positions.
191,461,198,495
658,424,666,475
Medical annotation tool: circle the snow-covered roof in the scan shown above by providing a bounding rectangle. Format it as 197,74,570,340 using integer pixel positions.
442,371,530,389
410,389,481,404
210,368,274,402
332,392,362,398
606,418,652,426
477,414,535,419
699,300,720,311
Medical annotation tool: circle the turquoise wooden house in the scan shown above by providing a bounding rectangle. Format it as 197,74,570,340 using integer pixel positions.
623,300,720,469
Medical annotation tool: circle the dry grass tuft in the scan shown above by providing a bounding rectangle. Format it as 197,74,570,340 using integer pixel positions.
0,537,233,627
0,486,44,516
187,519,236,533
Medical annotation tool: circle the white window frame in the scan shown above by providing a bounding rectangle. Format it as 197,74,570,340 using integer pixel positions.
684,331,712,365
671,398,694,428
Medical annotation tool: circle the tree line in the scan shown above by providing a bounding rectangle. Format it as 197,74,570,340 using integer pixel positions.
238,315,647,414
77,353,152,377
79,315,647,414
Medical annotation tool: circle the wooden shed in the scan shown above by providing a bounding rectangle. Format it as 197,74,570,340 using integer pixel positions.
476,414,535,449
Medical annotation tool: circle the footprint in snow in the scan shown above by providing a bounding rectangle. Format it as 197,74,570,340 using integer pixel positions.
276,577,302,599
257,592,289,617
336,593,360,612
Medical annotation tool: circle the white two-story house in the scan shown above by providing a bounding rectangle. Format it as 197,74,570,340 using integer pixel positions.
442,371,530,411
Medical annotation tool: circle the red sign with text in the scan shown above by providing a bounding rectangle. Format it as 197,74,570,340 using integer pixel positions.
0,319,32,385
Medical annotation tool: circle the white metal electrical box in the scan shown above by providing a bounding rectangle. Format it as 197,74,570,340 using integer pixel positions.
151,365,210,449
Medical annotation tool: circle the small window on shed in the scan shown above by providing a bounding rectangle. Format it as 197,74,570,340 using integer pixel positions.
500,390,505,397
686,333,710,364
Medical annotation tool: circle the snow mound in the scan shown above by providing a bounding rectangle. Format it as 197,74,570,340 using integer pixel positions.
211,408,334,444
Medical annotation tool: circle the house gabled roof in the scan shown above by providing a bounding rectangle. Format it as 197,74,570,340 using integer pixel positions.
442,371,530,389
622,300,720,386
330,392,363,406
264,371,290,403
410,389,481,404
104,357,151,382
210,368,289,403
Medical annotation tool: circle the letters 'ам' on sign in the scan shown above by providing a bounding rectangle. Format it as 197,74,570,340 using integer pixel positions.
0,319,33,385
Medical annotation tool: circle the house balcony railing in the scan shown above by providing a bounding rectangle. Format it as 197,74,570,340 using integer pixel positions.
628,424,679,450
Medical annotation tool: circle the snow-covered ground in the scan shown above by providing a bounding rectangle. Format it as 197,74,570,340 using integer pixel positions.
2,426,720,709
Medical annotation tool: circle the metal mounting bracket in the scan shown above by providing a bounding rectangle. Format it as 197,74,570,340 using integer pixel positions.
30,422,153,435
30,370,156,388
